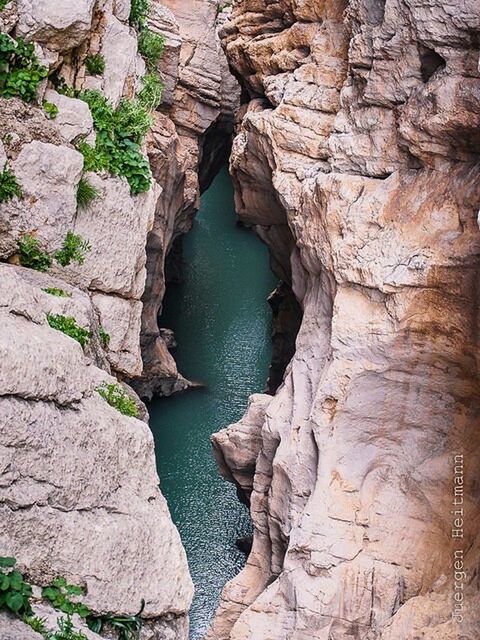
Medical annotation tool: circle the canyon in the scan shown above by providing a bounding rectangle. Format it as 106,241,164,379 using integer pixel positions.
0,0,479,639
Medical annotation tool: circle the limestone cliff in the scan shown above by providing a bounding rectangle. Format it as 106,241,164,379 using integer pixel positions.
0,0,237,637
209,1,480,639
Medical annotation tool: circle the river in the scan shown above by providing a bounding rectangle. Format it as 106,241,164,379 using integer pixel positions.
148,166,277,638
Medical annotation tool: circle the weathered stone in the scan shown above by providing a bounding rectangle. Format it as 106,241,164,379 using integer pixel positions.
92,292,143,377
207,1,480,639
100,13,138,105
0,141,83,259
70,173,158,299
16,0,96,50
43,89,95,144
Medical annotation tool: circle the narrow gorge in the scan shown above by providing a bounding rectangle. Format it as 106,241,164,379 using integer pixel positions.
0,1,479,640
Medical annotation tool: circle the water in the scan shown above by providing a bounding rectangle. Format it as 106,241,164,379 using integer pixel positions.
148,166,277,639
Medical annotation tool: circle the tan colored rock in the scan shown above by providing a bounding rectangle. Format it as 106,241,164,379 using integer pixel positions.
92,292,143,377
100,13,138,105
0,263,193,623
207,0,480,638
43,89,95,144
16,0,96,50
0,140,82,258
70,173,158,299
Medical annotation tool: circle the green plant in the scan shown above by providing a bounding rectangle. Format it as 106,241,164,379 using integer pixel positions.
43,100,59,119
0,0,10,12
0,165,21,203
42,287,72,297
76,175,99,209
138,30,165,70
129,0,150,29
42,578,90,619
96,382,139,417
54,76,77,98
85,53,105,76
87,600,144,640
138,73,163,111
0,34,48,102
50,616,88,640
99,326,110,348
77,90,152,194
17,234,52,272
24,615,49,636
47,314,91,348
54,232,91,267
0,557,33,617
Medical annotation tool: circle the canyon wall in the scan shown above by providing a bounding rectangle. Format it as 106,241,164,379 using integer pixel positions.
210,1,480,639
0,0,237,637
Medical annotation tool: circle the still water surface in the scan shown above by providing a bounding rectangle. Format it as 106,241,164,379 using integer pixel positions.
148,167,276,638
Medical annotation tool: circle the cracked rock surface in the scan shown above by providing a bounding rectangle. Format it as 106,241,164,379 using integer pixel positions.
208,0,480,638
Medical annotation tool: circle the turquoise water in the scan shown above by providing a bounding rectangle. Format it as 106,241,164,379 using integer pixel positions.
148,167,277,638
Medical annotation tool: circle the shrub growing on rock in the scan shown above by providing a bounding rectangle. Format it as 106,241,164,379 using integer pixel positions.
138,29,165,70
99,326,110,348
17,234,52,272
76,175,99,209
54,231,91,267
78,90,152,194
85,53,105,76
0,165,21,203
47,314,91,348
0,557,33,617
129,0,150,29
96,382,139,417
138,73,163,111
0,34,48,102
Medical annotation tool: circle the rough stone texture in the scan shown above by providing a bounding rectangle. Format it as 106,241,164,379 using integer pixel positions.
0,612,44,640
100,13,138,105
208,1,480,639
43,89,95,144
0,141,83,258
71,173,158,300
0,264,194,622
16,0,96,50
133,1,240,399
0,2,196,636
92,292,143,377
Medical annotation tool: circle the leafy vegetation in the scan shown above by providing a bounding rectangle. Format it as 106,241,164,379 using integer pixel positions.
96,382,139,417
0,34,48,101
17,234,52,272
0,165,22,203
54,232,91,267
42,287,72,298
85,53,105,76
0,557,33,618
129,0,150,29
87,602,144,640
47,314,91,348
138,29,165,70
1,558,143,640
77,90,152,194
43,100,59,119
53,76,77,98
99,326,110,348
42,578,90,619
0,0,9,12
138,73,163,111
76,175,99,209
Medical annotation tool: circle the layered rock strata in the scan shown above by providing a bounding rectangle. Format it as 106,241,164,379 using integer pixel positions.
133,0,240,399
210,1,480,638
0,0,214,636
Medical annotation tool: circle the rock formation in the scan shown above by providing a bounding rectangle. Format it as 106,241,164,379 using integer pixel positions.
133,0,240,400
0,0,239,636
209,1,480,638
